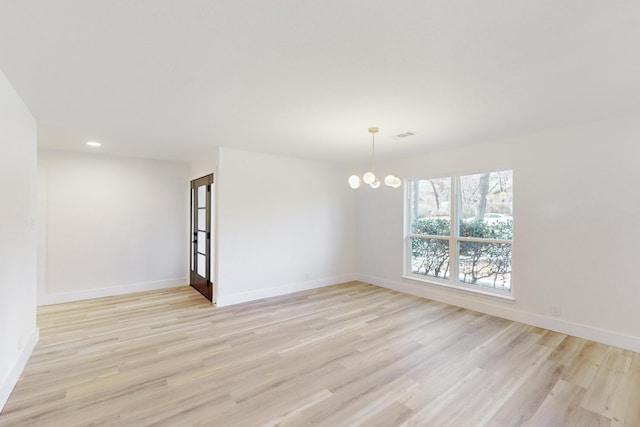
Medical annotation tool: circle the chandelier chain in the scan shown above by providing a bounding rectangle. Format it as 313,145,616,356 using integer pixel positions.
371,130,376,174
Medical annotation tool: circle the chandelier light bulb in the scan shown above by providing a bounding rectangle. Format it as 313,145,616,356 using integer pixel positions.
370,179,381,189
348,175,361,189
363,171,376,185
385,175,402,188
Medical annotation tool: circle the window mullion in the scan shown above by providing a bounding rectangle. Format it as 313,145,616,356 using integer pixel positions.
457,237,512,245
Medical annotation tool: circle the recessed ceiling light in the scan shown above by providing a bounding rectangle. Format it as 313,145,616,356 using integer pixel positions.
86,141,101,147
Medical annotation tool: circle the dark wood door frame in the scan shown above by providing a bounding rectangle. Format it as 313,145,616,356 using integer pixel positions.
190,174,214,301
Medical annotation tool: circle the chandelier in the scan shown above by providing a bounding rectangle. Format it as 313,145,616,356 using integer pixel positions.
348,127,401,189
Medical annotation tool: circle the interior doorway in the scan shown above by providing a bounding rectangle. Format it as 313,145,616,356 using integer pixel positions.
190,174,214,301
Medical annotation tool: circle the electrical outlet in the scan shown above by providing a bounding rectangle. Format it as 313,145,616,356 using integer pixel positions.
305,272,311,280
551,303,562,317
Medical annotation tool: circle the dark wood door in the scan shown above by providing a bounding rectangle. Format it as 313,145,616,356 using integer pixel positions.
190,174,214,301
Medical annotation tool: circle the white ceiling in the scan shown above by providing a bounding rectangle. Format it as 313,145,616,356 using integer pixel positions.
1,0,640,163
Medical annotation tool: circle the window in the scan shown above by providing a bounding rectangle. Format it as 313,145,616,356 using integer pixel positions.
406,170,513,295
409,177,451,279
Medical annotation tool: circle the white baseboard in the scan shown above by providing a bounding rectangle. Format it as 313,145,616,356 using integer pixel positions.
216,274,357,307
39,277,188,306
359,274,640,354
0,328,39,413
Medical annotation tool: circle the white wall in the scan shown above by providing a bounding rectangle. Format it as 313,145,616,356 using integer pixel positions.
358,112,640,352
0,70,39,411
38,150,190,304
189,148,218,182
215,147,357,305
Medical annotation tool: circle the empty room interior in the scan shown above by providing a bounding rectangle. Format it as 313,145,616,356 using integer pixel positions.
2,1,640,426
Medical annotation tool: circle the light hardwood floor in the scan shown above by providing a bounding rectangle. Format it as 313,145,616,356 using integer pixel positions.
1,282,639,426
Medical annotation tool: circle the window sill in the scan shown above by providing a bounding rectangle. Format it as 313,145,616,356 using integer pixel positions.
401,275,516,302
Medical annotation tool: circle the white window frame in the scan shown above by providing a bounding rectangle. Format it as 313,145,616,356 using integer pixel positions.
403,171,514,300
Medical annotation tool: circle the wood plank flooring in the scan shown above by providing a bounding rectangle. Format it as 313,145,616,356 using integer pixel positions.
1,282,639,426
